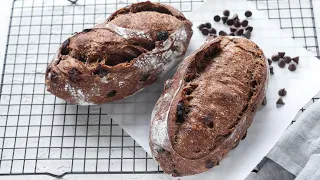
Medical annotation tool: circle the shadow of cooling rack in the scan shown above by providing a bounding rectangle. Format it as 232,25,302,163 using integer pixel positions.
0,0,318,178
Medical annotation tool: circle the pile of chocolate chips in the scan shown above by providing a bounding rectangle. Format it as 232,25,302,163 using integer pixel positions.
198,10,253,39
268,52,299,75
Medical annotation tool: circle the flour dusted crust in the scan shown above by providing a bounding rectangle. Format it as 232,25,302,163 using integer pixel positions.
149,36,269,176
45,1,193,105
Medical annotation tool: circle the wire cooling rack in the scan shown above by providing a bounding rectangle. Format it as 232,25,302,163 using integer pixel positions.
0,0,319,178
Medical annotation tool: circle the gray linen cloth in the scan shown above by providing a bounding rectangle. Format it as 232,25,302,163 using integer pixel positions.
245,99,320,180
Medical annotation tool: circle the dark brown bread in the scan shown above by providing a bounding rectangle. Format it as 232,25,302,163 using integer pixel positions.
149,36,269,176
45,1,193,105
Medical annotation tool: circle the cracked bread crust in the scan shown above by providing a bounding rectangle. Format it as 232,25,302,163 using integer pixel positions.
149,36,269,176
45,1,193,105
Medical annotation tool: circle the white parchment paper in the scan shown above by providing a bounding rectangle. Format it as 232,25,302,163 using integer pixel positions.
99,0,320,179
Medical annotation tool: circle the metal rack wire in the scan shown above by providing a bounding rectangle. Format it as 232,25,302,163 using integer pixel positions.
0,0,318,178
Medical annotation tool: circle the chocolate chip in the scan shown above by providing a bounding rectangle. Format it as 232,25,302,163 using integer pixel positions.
226,19,234,26
241,20,249,27
236,29,244,36
245,10,252,17
216,161,220,166
234,21,241,28
176,101,185,123
241,30,251,39
210,28,217,34
157,31,169,41
198,24,206,31
205,22,212,29
271,54,280,61
232,14,239,21
278,88,287,97
241,131,247,140
292,56,299,64
268,59,272,65
93,65,109,77
201,114,214,128
262,96,267,105
283,56,291,64
214,15,221,22
107,90,117,98
82,29,92,33
223,10,230,17
288,64,297,71
68,68,82,82
201,28,210,35
278,52,285,58
229,32,235,36
219,31,227,36
230,28,237,32
278,60,286,68
222,16,228,24
61,39,70,55
276,97,285,106
246,26,253,32
205,160,215,169
140,73,150,81
270,66,274,74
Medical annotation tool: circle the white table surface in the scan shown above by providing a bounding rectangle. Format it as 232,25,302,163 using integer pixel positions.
0,0,319,180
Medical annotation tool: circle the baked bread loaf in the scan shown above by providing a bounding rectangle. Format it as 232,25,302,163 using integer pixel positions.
45,1,193,105
149,36,269,176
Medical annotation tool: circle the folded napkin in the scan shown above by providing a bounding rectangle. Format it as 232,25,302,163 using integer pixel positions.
246,99,320,180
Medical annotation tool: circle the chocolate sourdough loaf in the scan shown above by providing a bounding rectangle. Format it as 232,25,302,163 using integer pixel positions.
45,1,193,105
149,36,269,176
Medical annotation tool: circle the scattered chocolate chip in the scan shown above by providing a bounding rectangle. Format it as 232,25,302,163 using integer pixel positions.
157,31,169,41
222,16,228,24
270,66,274,74
245,10,252,17
219,30,227,36
241,20,249,27
271,54,280,61
241,30,251,39
68,68,82,82
177,101,185,123
230,28,237,32
201,28,210,35
262,96,267,105
268,59,272,65
283,56,291,64
205,160,215,169
276,97,285,106
292,56,299,64
278,52,285,58
223,10,230,17
278,88,287,97
246,26,253,32
205,22,212,29
60,39,70,55
210,28,217,34
82,29,92,33
236,29,244,36
214,15,221,22
234,21,241,28
93,65,109,77
107,90,117,98
288,64,297,71
226,19,234,26
241,131,247,140
198,24,205,31
140,73,150,81
278,60,286,68
232,14,239,21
